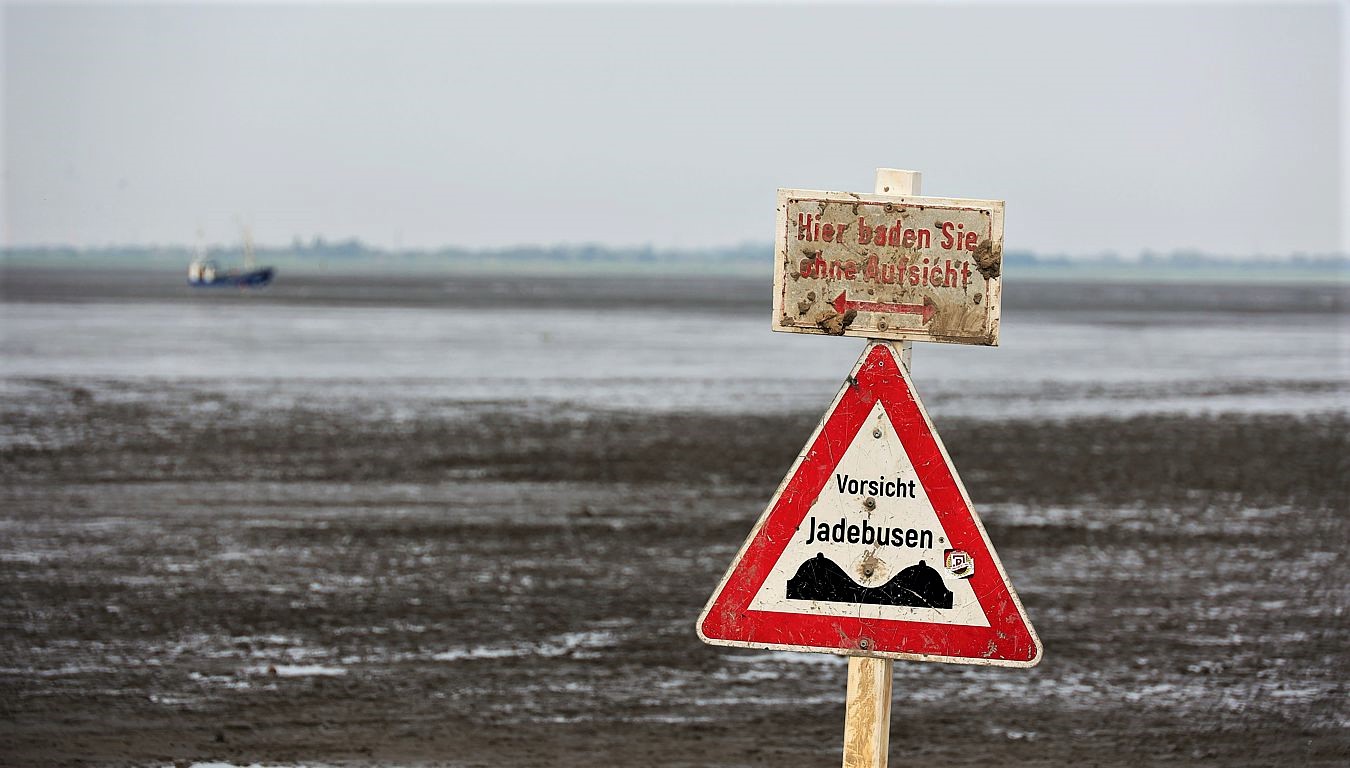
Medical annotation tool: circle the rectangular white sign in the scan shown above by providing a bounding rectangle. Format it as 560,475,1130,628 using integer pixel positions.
773,189,1004,346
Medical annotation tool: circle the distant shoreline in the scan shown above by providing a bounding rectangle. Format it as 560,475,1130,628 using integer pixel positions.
3,243,1346,285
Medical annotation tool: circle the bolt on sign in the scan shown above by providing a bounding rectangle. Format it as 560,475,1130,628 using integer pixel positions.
698,341,1040,666
773,189,1004,345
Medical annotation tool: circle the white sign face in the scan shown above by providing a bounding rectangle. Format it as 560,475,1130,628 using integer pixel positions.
772,189,1004,346
745,400,990,628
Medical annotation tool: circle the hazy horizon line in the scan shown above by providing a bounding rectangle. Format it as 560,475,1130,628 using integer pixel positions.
3,240,1347,263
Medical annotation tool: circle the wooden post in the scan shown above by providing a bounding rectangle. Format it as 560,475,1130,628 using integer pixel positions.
839,167,922,768
872,169,920,373
843,655,894,768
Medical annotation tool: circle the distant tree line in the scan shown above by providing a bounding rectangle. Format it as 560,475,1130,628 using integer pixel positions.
2,240,1345,278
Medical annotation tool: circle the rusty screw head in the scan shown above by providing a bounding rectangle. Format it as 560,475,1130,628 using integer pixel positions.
863,496,876,510
862,567,874,578
877,320,888,331
859,638,871,650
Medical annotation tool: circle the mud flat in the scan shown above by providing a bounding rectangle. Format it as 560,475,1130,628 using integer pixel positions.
2,393,1347,766
1,269,1347,766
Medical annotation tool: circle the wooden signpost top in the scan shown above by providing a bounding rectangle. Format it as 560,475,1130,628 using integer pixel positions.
772,189,1005,346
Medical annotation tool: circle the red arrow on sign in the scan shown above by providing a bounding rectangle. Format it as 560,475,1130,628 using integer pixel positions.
831,290,936,324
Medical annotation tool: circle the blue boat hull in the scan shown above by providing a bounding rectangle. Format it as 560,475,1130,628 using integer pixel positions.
189,267,275,288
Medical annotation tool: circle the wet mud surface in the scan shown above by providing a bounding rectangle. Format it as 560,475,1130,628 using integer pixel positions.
2,268,1347,766
2,385,1347,767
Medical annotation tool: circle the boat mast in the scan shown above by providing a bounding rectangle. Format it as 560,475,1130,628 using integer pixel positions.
242,226,256,271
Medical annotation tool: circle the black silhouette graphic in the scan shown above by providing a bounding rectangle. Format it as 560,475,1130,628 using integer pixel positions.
786,553,953,609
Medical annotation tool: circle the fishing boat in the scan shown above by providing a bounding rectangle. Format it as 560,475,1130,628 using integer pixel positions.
188,229,275,288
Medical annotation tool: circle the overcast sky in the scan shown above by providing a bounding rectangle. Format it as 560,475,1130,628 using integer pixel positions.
3,1,1345,255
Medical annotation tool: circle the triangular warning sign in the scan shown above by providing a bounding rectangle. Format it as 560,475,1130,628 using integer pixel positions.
698,341,1041,667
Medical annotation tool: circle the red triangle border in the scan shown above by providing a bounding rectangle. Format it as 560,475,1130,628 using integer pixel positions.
698,342,1041,667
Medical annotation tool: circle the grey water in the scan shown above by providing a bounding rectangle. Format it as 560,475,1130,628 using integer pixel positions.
2,277,1346,423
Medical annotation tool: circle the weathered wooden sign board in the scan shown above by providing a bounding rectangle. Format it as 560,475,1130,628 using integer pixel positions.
697,341,1040,666
773,189,1004,346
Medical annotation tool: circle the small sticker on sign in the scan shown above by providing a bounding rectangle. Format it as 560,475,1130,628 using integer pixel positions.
944,549,975,579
